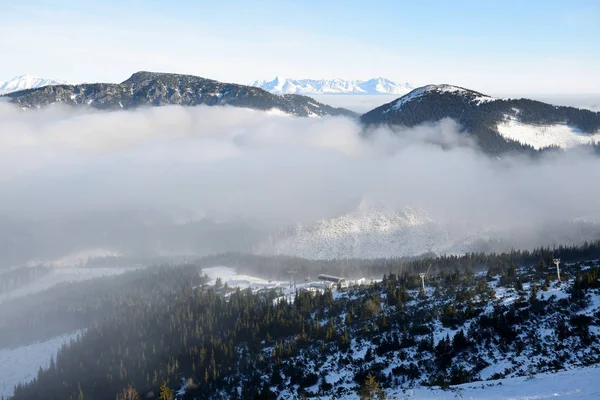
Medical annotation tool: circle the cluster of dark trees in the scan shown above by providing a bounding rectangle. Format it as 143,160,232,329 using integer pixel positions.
0,266,203,348
8,240,600,400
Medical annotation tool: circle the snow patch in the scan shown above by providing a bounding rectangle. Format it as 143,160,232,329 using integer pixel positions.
497,115,600,149
388,365,600,399
0,331,81,398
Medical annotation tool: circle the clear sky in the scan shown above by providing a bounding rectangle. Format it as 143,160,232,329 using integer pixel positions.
1,0,599,94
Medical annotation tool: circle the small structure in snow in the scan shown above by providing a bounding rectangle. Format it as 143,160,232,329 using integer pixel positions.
318,274,346,287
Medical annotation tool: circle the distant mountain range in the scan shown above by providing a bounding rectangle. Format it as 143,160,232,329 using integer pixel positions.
0,74,68,94
252,77,414,95
4,73,600,155
3,71,357,117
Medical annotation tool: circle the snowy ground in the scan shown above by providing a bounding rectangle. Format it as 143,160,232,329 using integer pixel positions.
0,330,82,398
0,267,133,304
497,116,600,150
203,266,284,290
202,266,366,303
387,366,600,399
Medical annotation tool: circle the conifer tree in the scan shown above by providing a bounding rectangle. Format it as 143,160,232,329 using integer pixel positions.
359,374,385,399
159,382,173,400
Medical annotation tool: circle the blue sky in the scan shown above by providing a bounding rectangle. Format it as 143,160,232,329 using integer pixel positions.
1,0,599,93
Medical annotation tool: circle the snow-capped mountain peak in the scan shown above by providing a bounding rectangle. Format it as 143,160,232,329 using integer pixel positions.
0,74,68,94
252,77,414,95
390,84,495,112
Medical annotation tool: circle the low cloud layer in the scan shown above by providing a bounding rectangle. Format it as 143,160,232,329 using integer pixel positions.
1,103,600,264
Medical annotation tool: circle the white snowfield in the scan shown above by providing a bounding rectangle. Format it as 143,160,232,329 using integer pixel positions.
0,74,67,94
0,330,82,398
203,266,283,290
383,365,600,400
202,266,360,305
497,115,600,150
252,77,414,95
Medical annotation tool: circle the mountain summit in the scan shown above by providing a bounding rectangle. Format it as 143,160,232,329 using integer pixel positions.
0,74,68,94
361,84,600,154
4,71,357,117
252,77,414,95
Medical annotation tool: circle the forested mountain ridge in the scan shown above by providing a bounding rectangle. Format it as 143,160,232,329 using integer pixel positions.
3,71,357,117
361,85,600,155
7,241,600,400
6,74,600,157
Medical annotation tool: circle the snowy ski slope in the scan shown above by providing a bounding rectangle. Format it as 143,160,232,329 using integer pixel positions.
0,331,82,398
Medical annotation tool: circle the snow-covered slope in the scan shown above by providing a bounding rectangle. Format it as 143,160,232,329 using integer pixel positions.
369,365,600,399
0,330,81,398
255,198,600,260
0,74,67,94
252,77,414,95
255,200,482,259
388,84,496,112
205,259,600,399
497,114,600,149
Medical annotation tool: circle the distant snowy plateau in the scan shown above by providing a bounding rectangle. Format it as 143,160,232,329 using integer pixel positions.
252,76,414,95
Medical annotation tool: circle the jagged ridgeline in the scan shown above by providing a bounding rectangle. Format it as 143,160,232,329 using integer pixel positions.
3,71,357,117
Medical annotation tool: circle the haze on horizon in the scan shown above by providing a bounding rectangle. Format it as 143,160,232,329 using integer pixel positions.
1,0,599,95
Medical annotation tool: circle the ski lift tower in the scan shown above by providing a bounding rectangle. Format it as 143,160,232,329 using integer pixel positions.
553,258,561,282
419,273,426,291
286,269,298,289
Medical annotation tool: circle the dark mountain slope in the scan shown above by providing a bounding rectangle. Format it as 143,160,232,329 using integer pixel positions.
4,71,357,117
361,85,600,155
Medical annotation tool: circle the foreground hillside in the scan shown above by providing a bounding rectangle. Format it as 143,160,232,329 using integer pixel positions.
7,242,600,400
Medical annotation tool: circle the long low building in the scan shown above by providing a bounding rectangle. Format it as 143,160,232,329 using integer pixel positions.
317,274,346,285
